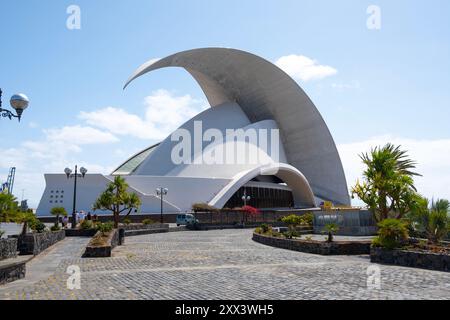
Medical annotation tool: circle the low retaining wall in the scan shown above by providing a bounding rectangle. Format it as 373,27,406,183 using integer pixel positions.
120,223,168,231
121,223,169,237
252,233,371,255
38,210,308,225
188,222,288,231
17,230,65,256
83,229,119,258
65,229,97,237
0,238,18,260
370,247,450,272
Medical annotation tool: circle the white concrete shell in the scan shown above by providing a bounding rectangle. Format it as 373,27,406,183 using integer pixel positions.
36,48,349,216
125,48,349,205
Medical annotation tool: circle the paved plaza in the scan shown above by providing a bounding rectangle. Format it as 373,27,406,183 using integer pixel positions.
0,229,449,300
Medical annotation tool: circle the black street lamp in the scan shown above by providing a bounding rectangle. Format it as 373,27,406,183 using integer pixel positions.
65,165,88,229
241,188,251,224
0,88,29,121
241,188,251,206
156,187,168,224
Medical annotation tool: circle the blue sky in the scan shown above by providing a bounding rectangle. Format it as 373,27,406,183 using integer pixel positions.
1,0,449,207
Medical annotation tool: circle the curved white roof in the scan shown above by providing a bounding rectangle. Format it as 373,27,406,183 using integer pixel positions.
125,48,349,205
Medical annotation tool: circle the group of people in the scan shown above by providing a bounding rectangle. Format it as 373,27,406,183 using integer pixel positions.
61,210,99,228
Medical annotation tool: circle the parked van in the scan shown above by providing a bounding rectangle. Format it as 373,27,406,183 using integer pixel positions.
176,213,198,226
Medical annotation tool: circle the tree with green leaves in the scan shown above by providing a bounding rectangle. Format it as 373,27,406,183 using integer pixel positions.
50,206,68,228
351,143,421,222
92,176,141,228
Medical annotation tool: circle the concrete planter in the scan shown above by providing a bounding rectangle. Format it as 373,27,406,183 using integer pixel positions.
83,229,119,258
253,233,371,255
17,230,65,256
370,247,450,272
0,256,30,285
0,238,18,260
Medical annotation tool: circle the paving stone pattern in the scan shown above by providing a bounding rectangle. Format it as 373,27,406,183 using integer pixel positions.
0,229,448,300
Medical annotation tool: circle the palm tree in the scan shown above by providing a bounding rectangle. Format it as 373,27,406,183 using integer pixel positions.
409,197,449,244
352,143,421,222
92,176,141,228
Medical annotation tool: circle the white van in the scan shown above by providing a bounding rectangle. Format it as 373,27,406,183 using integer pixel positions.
176,213,199,226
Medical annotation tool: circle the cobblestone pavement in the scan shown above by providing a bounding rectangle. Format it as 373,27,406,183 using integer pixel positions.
0,229,449,300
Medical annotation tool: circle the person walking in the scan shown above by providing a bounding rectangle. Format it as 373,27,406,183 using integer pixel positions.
62,215,68,229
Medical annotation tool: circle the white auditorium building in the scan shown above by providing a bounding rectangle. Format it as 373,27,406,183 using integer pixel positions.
36,48,350,215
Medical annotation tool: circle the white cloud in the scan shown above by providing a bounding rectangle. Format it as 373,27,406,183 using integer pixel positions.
337,135,450,205
44,125,119,145
28,121,38,128
0,125,119,208
275,54,337,82
79,89,207,141
331,81,361,90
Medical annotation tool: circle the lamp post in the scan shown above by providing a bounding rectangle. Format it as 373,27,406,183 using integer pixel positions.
65,165,88,229
156,187,168,224
241,188,251,206
241,188,251,224
0,89,29,121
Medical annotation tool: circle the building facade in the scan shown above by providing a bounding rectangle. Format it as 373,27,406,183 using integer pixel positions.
36,48,349,215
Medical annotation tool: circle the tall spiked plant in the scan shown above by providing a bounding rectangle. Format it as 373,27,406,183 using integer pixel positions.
351,143,421,222
409,197,449,244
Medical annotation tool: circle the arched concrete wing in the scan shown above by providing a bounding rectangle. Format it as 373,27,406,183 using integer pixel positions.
125,48,350,205
209,163,316,209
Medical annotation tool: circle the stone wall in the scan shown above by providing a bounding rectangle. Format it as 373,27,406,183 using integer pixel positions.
120,223,168,231
18,230,65,256
253,233,371,255
0,259,26,285
0,238,18,260
370,247,450,272
65,229,97,237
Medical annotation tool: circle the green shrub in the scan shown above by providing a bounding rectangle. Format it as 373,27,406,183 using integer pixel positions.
96,221,114,234
30,220,46,233
50,225,61,232
260,223,270,233
192,202,219,212
281,214,303,228
142,218,154,225
299,213,314,227
0,230,5,238
123,218,132,225
372,218,409,249
254,227,263,234
80,219,94,230
283,230,299,239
